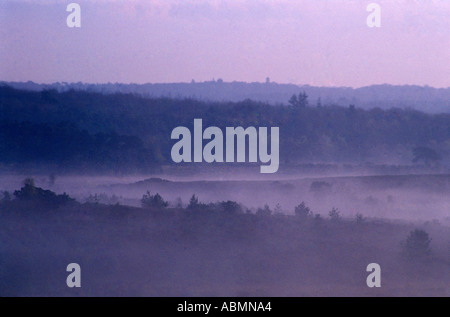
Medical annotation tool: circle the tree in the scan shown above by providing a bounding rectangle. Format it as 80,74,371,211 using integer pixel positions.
219,200,242,215
288,94,298,107
288,91,308,107
274,203,283,215
295,201,311,219
288,91,308,108
141,191,168,209
13,178,74,207
328,207,341,221
187,194,200,210
403,229,431,258
298,91,308,107
86,194,100,204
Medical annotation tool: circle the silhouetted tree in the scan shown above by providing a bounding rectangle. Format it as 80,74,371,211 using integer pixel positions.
141,191,168,209
328,207,341,221
274,203,283,215
403,229,431,259
298,91,308,107
13,178,74,207
295,201,312,220
288,94,298,107
219,200,242,215
288,91,308,107
86,194,100,204
187,194,200,210
3,86,450,172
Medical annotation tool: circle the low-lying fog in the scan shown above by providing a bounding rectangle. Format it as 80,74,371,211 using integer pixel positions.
1,170,449,296
1,170,449,224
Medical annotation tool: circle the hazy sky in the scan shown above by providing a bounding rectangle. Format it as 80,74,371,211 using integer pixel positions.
0,0,449,87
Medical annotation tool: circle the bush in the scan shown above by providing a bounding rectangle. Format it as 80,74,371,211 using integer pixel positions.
218,200,242,215
403,229,431,258
141,191,168,209
274,203,283,215
13,178,74,208
328,207,341,221
187,194,200,210
85,193,120,205
295,202,312,219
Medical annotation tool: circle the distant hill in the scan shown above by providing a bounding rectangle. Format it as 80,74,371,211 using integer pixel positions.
2,80,449,113
1,85,450,172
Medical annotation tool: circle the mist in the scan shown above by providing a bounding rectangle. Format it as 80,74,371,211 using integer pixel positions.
1,168,449,296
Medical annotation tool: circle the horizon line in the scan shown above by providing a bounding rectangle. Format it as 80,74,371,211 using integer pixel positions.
1,80,449,90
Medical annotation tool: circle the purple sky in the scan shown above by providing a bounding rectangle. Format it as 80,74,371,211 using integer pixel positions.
0,0,449,88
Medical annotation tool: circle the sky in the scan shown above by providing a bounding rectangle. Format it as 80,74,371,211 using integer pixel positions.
0,0,449,88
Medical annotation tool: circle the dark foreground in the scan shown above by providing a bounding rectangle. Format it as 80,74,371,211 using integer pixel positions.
0,200,448,297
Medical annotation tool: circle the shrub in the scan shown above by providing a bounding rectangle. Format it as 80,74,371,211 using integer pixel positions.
295,202,312,219
185,194,208,211
328,207,341,221
218,200,242,215
274,203,283,215
187,194,200,210
141,191,169,209
13,179,74,208
403,229,431,258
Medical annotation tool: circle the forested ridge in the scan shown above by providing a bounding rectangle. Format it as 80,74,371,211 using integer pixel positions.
4,80,450,113
1,85,449,172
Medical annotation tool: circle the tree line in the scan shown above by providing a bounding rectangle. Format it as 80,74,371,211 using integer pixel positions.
1,85,449,171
